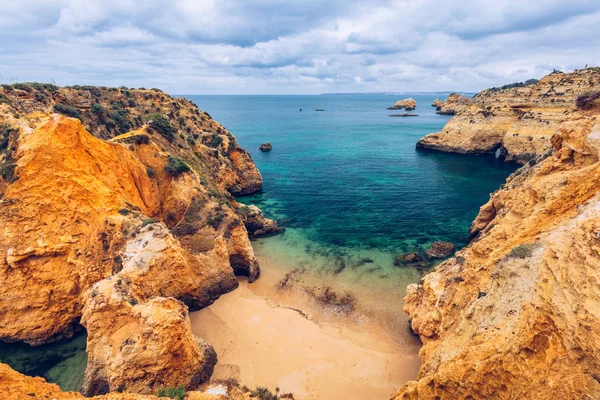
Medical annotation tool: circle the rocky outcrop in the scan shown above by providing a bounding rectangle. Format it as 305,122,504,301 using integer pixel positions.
0,84,277,395
388,98,417,111
417,69,600,164
433,93,468,115
259,142,272,152
240,205,283,238
393,100,600,398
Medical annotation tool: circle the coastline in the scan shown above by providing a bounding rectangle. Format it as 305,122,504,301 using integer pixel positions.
190,239,422,400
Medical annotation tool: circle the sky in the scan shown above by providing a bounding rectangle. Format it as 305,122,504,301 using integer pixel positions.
1,0,600,94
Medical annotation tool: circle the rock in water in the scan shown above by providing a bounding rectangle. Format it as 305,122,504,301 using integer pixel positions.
394,252,432,272
241,205,284,238
259,142,272,152
425,241,456,259
387,98,417,111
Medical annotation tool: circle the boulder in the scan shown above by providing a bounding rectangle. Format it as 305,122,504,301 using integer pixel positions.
241,205,284,238
259,142,272,152
425,241,456,259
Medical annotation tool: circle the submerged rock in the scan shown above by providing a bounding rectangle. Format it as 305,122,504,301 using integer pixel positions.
425,241,456,259
394,252,432,272
390,113,419,117
259,141,272,152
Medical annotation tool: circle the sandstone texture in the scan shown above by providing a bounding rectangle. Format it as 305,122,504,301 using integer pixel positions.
433,92,469,115
417,69,600,164
425,241,456,259
0,84,280,394
388,98,417,111
393,85,600,398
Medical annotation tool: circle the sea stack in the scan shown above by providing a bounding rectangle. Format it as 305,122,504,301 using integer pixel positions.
387,98,417,111
259,142,273,152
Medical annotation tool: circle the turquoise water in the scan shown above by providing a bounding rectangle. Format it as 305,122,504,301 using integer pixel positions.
0,334,87,391
184,93,516,253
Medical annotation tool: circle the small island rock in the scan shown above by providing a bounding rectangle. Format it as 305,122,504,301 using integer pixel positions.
388,98,417,111
259,142,272,152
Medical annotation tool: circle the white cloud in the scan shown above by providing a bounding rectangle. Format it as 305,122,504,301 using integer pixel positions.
0,0,599,93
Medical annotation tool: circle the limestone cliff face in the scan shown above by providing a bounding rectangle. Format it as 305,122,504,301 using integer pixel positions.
394,105,600,398
0,84,279,394
417,69,600,164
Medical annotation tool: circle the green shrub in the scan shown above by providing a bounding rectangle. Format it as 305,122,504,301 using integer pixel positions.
0,124,18,152
91,103,104,115
508,243,539,258
0,163,17,182
157,385,186,400
141,218,159,227
208,133,223,148
576,91,600,110
134,135,150,145
146,166,155,177
164,156,190,176
54,103,81,119
147,114,176,141
110,109,131,133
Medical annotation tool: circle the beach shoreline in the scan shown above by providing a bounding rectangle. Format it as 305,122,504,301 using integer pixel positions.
190,245,422,400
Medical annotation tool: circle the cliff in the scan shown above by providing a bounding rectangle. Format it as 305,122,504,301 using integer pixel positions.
394,75,600,398
0,84,279,395
417,69,600,164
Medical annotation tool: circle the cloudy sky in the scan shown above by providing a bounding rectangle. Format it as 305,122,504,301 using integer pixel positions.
1,0,600,94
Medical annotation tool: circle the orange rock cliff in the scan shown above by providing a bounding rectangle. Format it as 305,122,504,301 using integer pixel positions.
417,69,600,164
393,68,600,399
0,83,280,396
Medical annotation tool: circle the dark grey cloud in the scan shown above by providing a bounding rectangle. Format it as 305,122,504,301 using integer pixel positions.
0,0,599,93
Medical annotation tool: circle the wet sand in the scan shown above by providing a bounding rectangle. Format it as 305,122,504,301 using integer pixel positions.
190,245,421,400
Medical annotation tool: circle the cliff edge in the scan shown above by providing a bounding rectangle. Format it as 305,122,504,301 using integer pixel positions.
0,84,279,395
394,73,600,399
417,69,600,164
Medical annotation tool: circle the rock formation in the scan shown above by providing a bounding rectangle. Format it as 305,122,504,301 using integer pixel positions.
240,205,284,238
388,98,417,111
425,241,456,259
417,69,600,164
259,142,272,152
393,70,600,399
0,83,280,395
433,92,469,115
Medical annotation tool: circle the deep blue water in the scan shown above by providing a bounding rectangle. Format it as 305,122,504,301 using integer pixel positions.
184,93,516,252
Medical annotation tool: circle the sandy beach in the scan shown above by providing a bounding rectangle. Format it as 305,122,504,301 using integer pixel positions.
190,247,421,400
